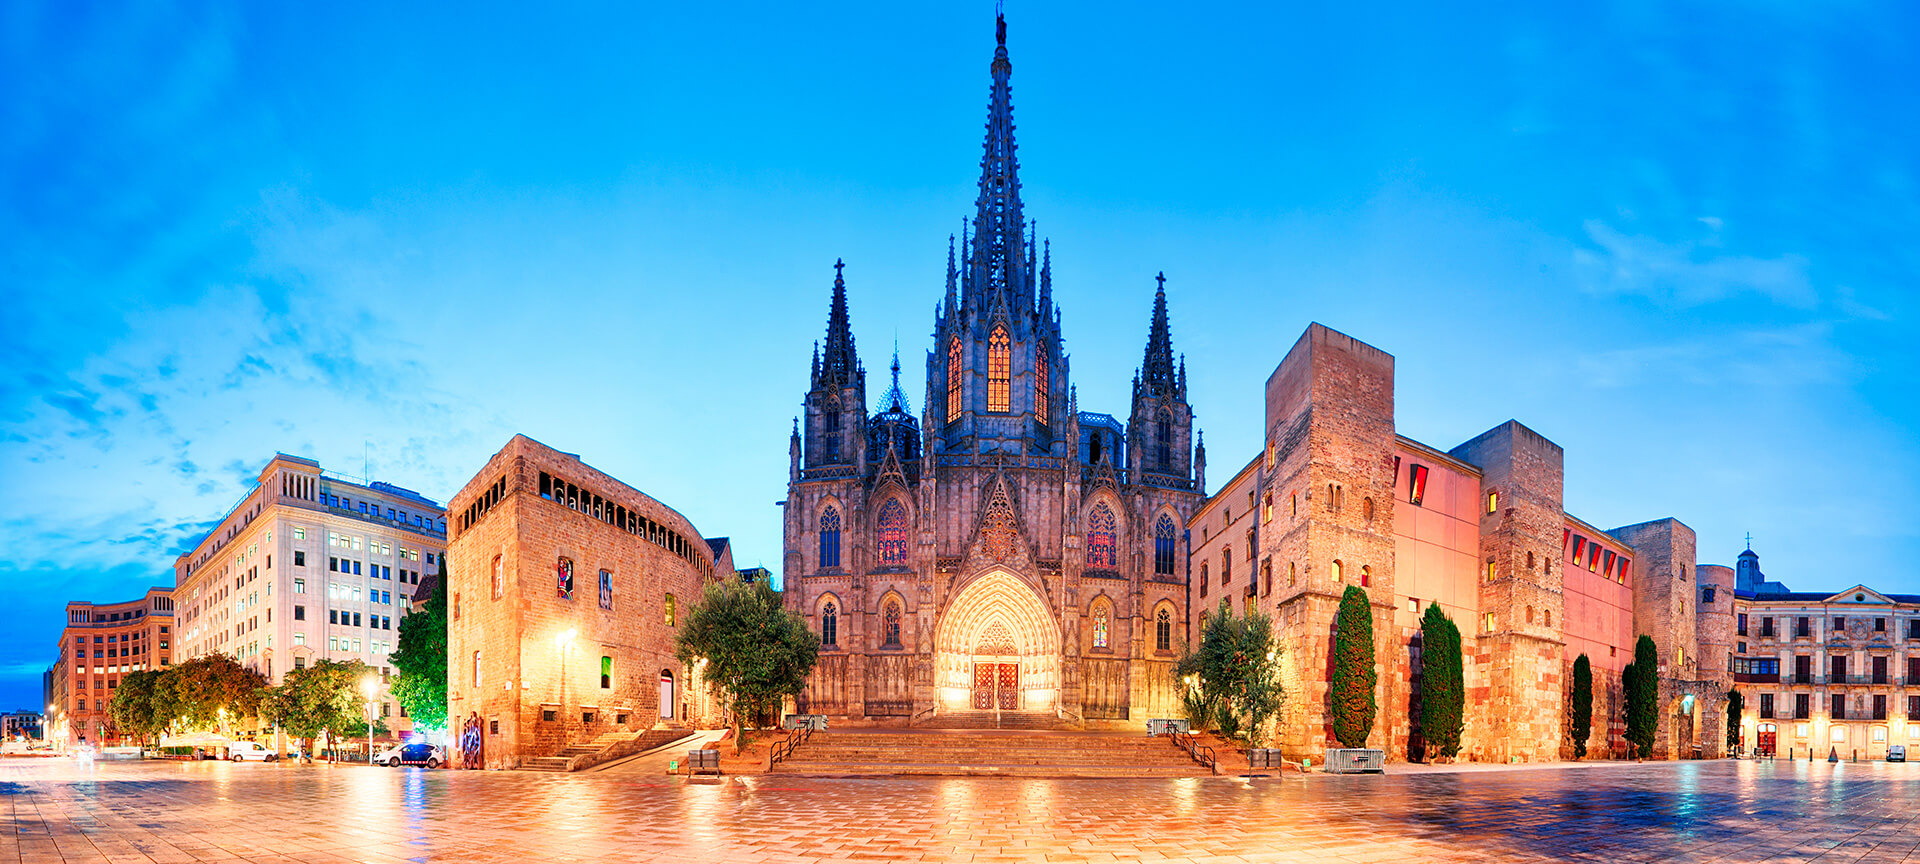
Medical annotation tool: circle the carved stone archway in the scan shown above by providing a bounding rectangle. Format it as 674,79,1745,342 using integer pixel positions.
933,569,1060,713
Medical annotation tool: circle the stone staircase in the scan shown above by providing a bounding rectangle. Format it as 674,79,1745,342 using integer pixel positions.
773,730,1211,778
521,728,695,773
921,710,1071,731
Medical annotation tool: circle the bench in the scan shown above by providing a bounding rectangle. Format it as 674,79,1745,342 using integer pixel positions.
687,749,721,776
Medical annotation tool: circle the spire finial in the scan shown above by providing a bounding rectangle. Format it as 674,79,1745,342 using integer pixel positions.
1745,532,1753,551
996,5,1006,46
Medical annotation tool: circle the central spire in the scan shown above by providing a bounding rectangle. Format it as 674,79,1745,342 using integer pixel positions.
966,12,1028,314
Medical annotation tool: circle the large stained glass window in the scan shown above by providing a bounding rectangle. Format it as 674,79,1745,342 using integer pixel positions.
876,498,909,565
1034,344,1048,424
947,337,963,420
1085,504,1118,570
819,507,841,569
988,325,1011,412
1092,602,1110,649
556,557,574,600
882,599,902,647
598,569,613,610
1153,515,1177,575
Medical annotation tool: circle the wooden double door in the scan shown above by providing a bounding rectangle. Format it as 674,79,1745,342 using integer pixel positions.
972,662,1019,710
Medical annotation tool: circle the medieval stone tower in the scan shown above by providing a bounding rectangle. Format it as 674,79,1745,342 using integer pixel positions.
780,14,1203,726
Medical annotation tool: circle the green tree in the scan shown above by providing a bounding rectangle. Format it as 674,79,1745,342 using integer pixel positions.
1725,689,1744,750
106,669,168,745
160,653,268,736
1174,599,1285,745
1623,635,1659,759
1569,653,1593,760
389,574,448,731
1418,603,1464,761
1330,585,1378,749
262,659,381,759
674,579,819,754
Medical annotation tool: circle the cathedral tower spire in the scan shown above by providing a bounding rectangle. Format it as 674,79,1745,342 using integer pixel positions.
966,12,1028,313
816,258,861,391
805,259,868,469
1138,272,1181,400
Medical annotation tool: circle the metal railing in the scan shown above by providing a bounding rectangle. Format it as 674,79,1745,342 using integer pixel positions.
769,725,813,766
1170,731,1216,772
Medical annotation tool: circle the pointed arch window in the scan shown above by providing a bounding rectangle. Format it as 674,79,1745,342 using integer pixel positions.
1153,515,1177,575
882,599,902,648
1086,503,1118,571
824,406,841,461
1092,600,1111,650
988,325,1011,412
946,337,963,421
1155,408,1173,469
1034,344,1049,425
821,601,838,648
876,498,908,565
1156,608,1172,652
819,507,841,569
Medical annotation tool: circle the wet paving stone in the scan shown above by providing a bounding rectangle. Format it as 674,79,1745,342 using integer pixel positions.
3,758,1918,862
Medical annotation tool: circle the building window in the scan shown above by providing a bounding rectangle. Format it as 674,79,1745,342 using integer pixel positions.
293,551,306,567
876,498,909,565
821,601,839,648
1359,565,1371,588
987,325,1011,412
1330,559,1341,582
1034,344,1049,425
1702,586,1716,605
1154,516,1177,575
599,570,614,610
1484,612,1496,634
1408,465,1428,506
1288,561,1297,587
1487,491,1498,513
1155,408,1173,470
1092,602,1110,650
601,656,612,689
472,651,481,688
664,593,676,627
1760,693,1775,718
1486,560,1496,582
942,336,963,421
1199,564,1208,597
1156,608,1172,652
1221,550,1232,585
1085,504,1118,570
492,556,504,600
819,507,842,569
882,600,902,648
1261,559,1272,597
1737,613,1748,636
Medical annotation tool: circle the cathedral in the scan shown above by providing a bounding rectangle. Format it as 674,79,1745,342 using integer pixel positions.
781,15,1201,726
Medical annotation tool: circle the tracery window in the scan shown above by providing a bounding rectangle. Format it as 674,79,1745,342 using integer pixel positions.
1155,408,1173,469
1156,608,1172,651
1035,345,1049,424
876,498,908,565
987,325,1011,412
946,337,963,420
1085,503,1118,570
1153,515,1177,575
821,601,839,648
882,599,902,648
556,558,574,600
1092,601,1111,650
819,507,841,569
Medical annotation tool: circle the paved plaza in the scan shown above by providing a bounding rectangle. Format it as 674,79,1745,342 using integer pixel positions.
4,757,1919,863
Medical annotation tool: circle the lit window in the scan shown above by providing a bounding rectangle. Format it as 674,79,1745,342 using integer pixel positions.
556,558,574,599
1034,345,1048,425
1486,560,1497,582
882,600,902,648
1408,465,1428,506
1092,603,1110,650
1262,494,1273,524
876,498,909,565
1484,612,1496,633
599,570,614,610
1086,504,1118,570
1331,560,1342,582
987,325,1011,412
946,337,963,419
664,593,676,627
1487,491,1498,513
601,656,612,689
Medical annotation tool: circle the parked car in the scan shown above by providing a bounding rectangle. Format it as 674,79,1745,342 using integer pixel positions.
228,740,278,762
375,742,444,768
1889,745,1906,763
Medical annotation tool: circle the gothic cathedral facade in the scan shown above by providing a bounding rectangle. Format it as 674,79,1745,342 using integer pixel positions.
781,17,1202,726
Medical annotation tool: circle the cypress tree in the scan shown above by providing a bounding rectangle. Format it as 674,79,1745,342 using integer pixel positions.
1418,602,1463,760
1569,654,1592,759
1725,690,1744,750
1624,634,1659,759
1330,584,1377,749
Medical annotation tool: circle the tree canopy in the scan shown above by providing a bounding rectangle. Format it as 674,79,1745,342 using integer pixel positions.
674,579,819,752
160,654,268,735
106,669,168,744
389,573,448,731
1174,598,1285,744
1569,653,1593,759
1330,584,1378,749
262,659,381,745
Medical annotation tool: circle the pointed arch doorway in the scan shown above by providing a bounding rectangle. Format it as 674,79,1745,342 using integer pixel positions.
934,569,1060,714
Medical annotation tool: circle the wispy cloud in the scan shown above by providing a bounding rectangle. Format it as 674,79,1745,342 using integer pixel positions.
1573,219,1816,308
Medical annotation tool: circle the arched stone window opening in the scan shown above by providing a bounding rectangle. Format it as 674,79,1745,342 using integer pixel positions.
946,337,964,420
1155,608,1172,652
821,600,839,648
1035,345,1049,425
819,507,841,569
1085,504,1119,570
1091,601,1111,650
1153,515,1177,575
882,599,902,648
988,325,1011,412
876,498,909,565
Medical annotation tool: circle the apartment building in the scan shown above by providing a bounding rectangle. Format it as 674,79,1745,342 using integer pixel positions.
47,588,174,746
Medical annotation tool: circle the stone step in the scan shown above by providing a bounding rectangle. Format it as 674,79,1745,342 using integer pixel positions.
775,762,1208,778
772,731,1205,777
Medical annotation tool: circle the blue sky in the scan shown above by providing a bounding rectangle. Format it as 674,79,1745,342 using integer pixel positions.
4,1,1916,710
